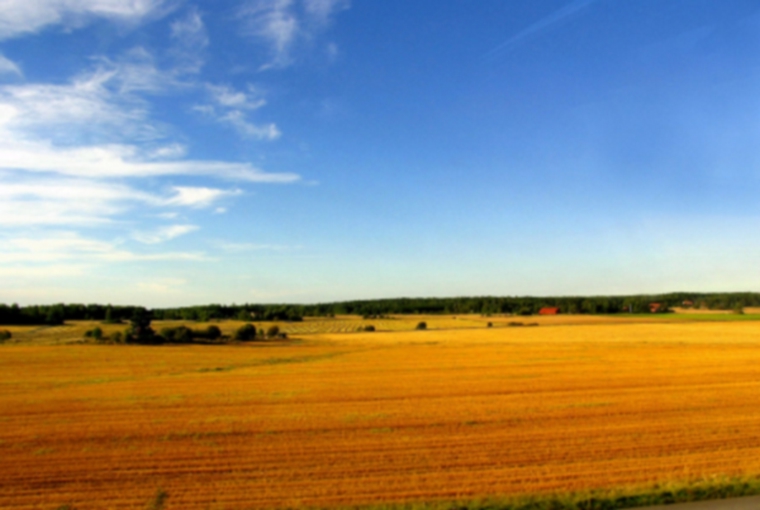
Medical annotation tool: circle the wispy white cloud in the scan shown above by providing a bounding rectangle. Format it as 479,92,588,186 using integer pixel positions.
217,110,281,140
0,70,142,134
195,83,280,140
482,0,597,60
164,186,241,208
241,0,298,68
239,0,350,69
170,8,208,73
0,52,174,145
0,1,318,297
136,277,187,294
0,63,296,180
0,138,296,180
0,232,206,264
207,84,266,110
147,143,186,160
325,42,339,62
102,47,177,95
132,224,198,244
0,264,87,279
0,175,248,227
171,9,208,49
0,0,172,41
219,242,300,252
0,176,147,226
0,53,22,76
303,0,349,25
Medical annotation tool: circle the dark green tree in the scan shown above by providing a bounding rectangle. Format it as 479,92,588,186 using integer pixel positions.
125,309,158,344
45,305,65,325
235,323,257,341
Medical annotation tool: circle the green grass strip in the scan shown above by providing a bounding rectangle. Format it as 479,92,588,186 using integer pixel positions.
338,476,760,510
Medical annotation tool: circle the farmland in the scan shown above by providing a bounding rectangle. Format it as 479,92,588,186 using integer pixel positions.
2,318,760,509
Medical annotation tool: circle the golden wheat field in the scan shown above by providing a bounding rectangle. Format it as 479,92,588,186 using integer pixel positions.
0,313,717,346
2,319,760,509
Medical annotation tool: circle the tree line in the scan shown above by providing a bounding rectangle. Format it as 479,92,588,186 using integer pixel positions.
296,292,760,316
2,292,760,326
0,303,143,326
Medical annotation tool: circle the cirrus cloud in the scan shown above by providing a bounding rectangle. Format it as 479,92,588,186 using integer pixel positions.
132,224,199,244
240,0,350,69
0,0,173,41
0,53,22,76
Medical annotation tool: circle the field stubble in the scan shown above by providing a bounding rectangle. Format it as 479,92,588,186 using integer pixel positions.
1,321,760,509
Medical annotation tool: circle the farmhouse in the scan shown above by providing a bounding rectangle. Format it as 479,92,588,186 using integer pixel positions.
538,307,560,315
649,303,663,313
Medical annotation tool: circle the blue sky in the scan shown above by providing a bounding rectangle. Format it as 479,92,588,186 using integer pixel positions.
2,0,760,307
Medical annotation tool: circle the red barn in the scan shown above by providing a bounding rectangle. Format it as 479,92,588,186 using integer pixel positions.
649,303,663,313
538,307,560,315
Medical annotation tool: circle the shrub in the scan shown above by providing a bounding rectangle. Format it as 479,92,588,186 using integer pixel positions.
235,323,257,341
487,322,493,328
84,327,103,341
160,326,193,343
205,325,222,340
266,325,280,338
415,322,427,330
110,331,123,344
363,325,376,332
0,330,11,342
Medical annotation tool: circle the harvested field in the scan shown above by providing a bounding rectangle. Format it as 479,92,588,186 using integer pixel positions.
2,322,760,509
7,314,759,346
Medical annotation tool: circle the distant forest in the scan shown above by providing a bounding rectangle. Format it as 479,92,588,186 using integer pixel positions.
1,292,759,326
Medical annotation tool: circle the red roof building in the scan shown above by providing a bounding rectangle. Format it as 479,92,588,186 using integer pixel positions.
649,303,662,313
538,307,560,315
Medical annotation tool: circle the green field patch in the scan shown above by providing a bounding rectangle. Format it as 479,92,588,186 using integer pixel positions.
344,476,760,510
